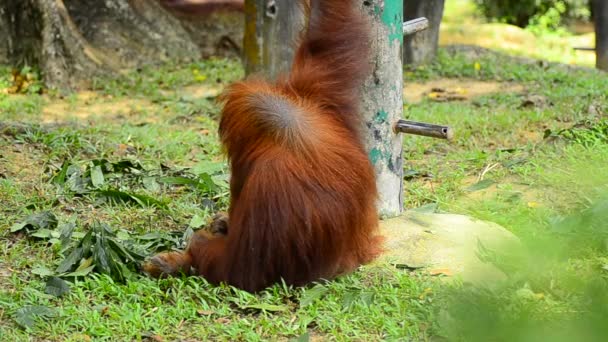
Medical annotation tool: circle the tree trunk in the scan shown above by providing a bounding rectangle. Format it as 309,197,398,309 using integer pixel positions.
242,0,306,79
0,8,8,64
159,0,244,59
403,0,445,66
1,0,201,91
361,0,404,218
241,0,405,217
595,0,608,71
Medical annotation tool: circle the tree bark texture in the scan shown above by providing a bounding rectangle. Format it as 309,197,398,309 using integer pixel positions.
403,0,445,66
168,9,244,59
361,0,404,218
242,0,306,79
1,0,243,90
595,0,608,71
0,9,8,64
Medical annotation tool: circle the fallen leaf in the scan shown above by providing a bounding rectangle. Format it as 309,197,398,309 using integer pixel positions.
141,332,163,341
71,334,92,342
45,277,71,297
215,317,231,324
429,268,453,276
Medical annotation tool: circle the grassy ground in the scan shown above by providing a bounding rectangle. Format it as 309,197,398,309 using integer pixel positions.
1,6,608,340
441,0,596,66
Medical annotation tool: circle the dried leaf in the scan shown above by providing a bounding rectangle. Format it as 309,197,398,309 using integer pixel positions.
429,268,454,276
197,309,214,316
240,303,288,312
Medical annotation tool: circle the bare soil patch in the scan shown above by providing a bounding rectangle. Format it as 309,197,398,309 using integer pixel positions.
42,92,156,124
404,78,525,104
40,85,222,124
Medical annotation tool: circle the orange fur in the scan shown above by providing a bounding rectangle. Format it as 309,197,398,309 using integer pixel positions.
145,0,382,292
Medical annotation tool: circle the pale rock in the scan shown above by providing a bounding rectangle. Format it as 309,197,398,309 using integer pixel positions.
377,211,521,286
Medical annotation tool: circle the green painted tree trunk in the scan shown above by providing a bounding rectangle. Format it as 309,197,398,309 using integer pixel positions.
360,0,404,218
242,0,406,218
242,0,305,79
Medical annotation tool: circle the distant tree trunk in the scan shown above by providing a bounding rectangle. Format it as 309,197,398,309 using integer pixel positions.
160,0,244,59
242,0,306,79
595,0,608,71
361,0,404,218
1,0,200,91
403,0,445,66
0,8,8,64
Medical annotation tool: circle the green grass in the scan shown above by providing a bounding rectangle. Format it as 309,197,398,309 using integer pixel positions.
1,46,608,340
441,0,596,67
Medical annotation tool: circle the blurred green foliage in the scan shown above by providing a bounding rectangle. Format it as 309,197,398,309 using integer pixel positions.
474,0,591,28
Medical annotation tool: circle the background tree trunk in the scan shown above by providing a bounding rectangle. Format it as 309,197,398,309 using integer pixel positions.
242,0,306,78
0,8,8,64
361,0,404,218
1,0,210,91
159,0,244,59
403,0,445,66
594,0,608,71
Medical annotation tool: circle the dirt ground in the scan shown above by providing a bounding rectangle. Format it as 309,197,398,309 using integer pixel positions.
404,79,525,103
38,79,525,123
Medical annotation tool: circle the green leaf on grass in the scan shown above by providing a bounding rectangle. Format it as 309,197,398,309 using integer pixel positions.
59,221,77,248
466,179,495,192
56,247,84,274
189,214,206,229
93,238,112,276
30,228,58,239
14,305,57,329
91,165,105,188
97,189,167,209
31,266,55,277
10,211,58,233
45,277,70,297
142,177,160,192
197,173,219,192
241,303,288,312
64,265,95,277
291,333,310,342
158,176,199,186
300,284,329,307
191,161,225,175
50,161,70,185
